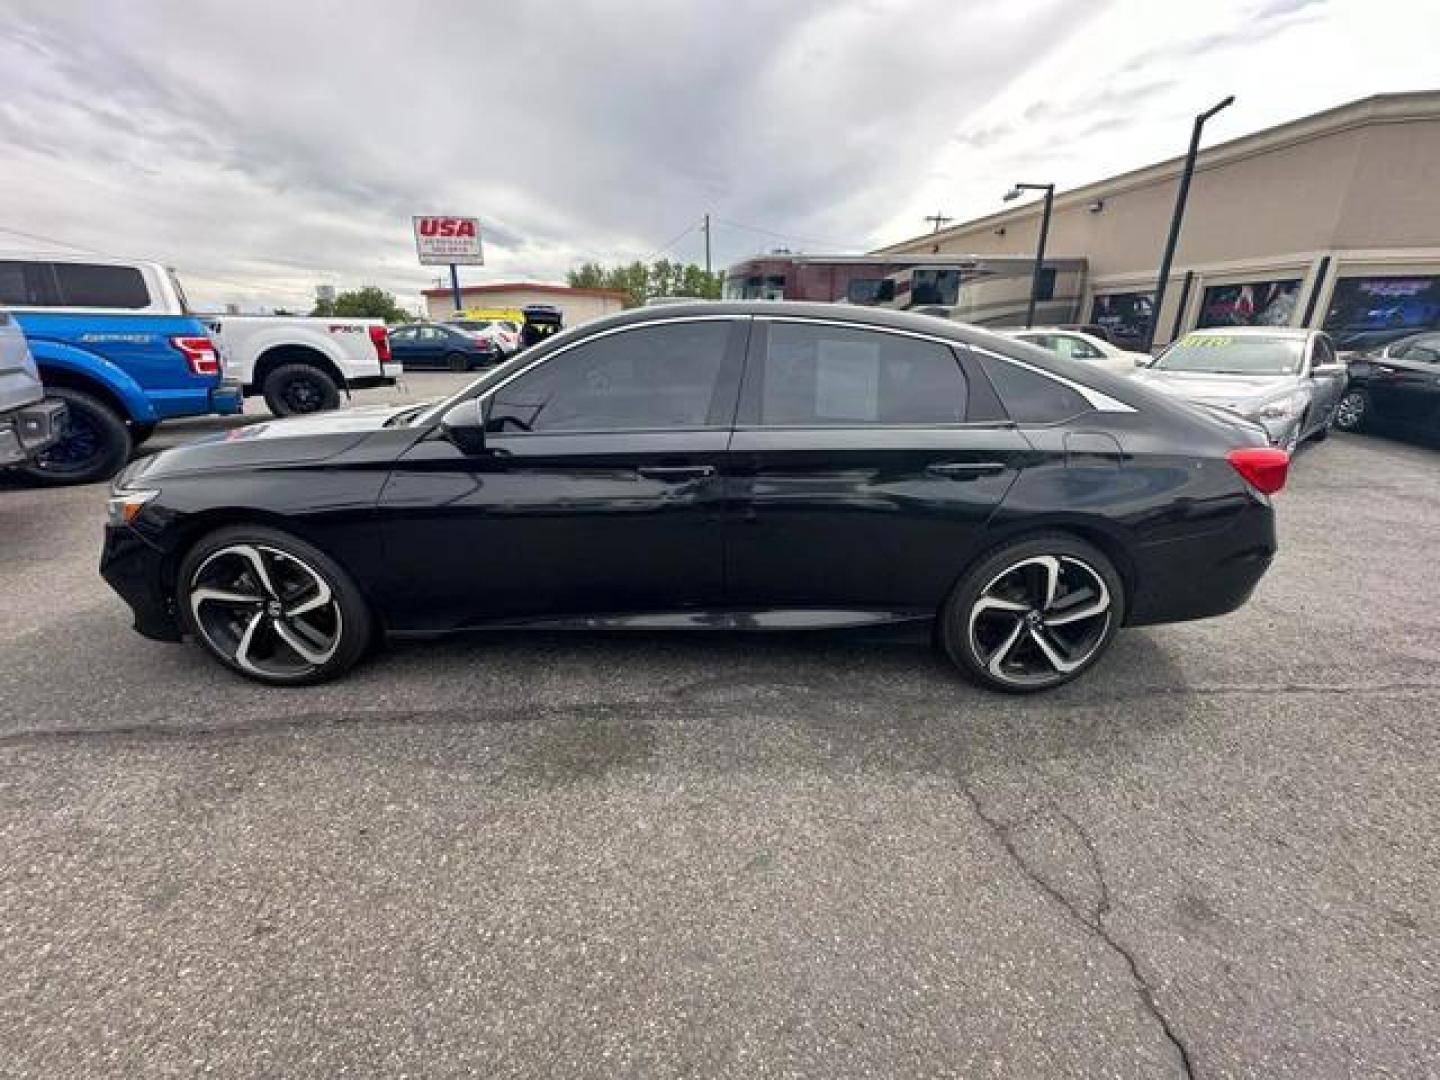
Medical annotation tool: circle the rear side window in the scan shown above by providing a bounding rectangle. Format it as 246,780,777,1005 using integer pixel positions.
0,261,58,306
52,263,150,308
977,352,1090,424
751,322,968,426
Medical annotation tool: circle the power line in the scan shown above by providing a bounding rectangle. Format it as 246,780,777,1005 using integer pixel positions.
712,216,858,252
641,220,703,263
0,223,106,254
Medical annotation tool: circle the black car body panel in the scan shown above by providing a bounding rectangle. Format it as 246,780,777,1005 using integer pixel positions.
101,302,1278,656
1345,337,1440,437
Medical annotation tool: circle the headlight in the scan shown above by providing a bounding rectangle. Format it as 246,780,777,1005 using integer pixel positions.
106,489,159,527
1255,397,1305,421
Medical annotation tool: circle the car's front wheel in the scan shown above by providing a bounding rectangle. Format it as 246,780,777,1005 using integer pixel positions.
940,534,1123,693
177,525,373,685
1334,389,1369,432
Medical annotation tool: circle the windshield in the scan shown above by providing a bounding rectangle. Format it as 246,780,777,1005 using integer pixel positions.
1152,334,1303,375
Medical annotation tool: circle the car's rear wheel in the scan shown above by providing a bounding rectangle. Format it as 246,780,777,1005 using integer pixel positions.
13,386,133,486
177,525,372,685
446,351,470,373
940,534,1123,693
1334,390,1369,432
263,364,341,417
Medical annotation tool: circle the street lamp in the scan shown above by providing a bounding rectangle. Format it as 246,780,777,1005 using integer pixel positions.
1143,95,1236,351
1004,182,1055,328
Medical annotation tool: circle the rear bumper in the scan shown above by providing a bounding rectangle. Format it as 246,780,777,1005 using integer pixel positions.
1125,498,1277,626
0,397,67,466
99,525,182,642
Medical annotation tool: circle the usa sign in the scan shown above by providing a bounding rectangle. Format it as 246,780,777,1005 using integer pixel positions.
413,216,485,266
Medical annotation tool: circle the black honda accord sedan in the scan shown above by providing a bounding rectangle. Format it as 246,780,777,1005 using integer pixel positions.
101,302,1288,692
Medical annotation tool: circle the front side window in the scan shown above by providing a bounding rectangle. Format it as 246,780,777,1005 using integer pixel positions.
52,263,151,308
752,322,968,426
1089,291,1154,350
1197,279,1301,329
976,352,1089,424
488,320,732,432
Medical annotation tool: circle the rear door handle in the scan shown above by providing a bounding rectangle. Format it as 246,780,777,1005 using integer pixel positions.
926,461,1007,479
637,464,717,481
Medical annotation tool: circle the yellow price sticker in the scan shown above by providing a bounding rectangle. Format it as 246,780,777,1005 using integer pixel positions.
1181,336,1232,348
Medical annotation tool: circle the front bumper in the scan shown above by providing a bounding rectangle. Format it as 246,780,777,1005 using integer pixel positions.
0,397,68,466
100,525,182,642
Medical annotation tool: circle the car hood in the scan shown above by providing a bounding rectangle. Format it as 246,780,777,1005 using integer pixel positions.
123,403,422,483
1131,370,1301,412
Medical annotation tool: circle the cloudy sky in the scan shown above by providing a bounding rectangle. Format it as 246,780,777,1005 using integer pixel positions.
1,0,1434,312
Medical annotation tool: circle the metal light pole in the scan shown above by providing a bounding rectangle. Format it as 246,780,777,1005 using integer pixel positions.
1003,182,1055,328
1144,95,1235,351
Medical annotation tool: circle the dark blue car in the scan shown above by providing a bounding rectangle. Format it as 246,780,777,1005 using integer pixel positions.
388,323,497,371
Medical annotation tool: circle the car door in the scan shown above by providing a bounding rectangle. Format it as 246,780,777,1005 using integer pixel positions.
388,326,421,367
725,317,1030,616
1306,334,1346,429
1380,334,1440,431
374,316,748,633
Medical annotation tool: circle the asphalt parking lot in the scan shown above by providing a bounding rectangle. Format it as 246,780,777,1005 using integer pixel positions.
1,373,1436,1078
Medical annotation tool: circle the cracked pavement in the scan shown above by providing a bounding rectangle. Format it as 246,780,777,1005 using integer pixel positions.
1,375,1437,1077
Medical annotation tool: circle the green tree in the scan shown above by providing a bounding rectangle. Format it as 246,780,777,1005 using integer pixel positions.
310,286,411,323
566,260,722,308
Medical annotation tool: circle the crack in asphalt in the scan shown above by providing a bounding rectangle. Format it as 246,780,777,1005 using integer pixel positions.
954,777,1196,1080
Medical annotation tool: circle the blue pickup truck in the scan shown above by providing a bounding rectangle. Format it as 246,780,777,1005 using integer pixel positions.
0,254,242,484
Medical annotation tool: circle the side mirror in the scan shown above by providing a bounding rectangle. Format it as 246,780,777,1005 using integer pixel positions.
440,398,487,455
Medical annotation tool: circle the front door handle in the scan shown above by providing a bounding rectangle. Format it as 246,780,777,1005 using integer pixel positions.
637,464,717,481
926,461,1008,479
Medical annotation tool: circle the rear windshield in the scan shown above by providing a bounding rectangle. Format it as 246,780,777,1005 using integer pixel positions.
1153,334,1303,375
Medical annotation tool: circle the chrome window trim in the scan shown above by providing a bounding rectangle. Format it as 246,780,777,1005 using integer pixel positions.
756,314,1136,414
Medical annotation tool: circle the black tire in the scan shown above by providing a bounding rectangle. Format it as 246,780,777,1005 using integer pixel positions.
176,524,373,686
130,421,158,447
939,533,1125,693
1334,389,1368,433
12,386,133,486
263,364,341,417
446,351,471,373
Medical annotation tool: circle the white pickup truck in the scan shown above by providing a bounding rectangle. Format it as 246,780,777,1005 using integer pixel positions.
206,315,403,417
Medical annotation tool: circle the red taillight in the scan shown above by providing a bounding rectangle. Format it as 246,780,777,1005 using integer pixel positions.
170,335,220,375
1226,446,1289,495
368,325,392,363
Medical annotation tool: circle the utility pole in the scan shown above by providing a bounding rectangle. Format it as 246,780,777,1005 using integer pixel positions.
703,214,712,274
1144,95,1235,351
924,211,953,234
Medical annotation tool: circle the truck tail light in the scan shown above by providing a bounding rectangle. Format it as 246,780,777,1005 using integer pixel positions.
1226,446,1289,495
368,325,392,363
170,335,220,375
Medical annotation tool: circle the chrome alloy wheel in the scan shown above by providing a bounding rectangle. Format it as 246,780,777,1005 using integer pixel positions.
1335,391,1367,431
188,543,343,678
967,555,1112,689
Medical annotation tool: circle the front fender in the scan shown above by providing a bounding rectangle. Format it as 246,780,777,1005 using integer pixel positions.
29,340,155,422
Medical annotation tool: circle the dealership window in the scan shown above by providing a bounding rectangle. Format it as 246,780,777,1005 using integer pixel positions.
845,278,896,305
1088,291,1153,350
752,322,968,426
1323,274,1440,351
1196,279,1300,329
488,321,732,432
909,268,961,307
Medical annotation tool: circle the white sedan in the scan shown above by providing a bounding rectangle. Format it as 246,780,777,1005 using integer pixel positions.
1000,327,1149,377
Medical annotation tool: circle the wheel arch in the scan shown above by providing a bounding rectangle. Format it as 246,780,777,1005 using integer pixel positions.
252,345,346,395
35,361,142,423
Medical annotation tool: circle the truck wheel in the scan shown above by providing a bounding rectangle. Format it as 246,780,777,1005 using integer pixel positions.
263,364,341,417
13,386,133,486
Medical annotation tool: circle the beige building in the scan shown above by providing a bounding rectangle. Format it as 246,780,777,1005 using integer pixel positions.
422,282,628,325
877,91,1440,350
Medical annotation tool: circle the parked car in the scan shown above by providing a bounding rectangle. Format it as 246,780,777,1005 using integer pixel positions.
0,254,242,484
0,306,67,468
1131,327,1346,452
447,319,520,359
388,323,497,371
1335,331,1440,438
101,302,1286,692
999,327,1147,376
207,315,399,417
